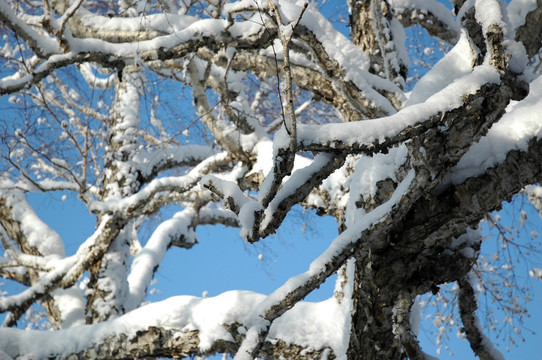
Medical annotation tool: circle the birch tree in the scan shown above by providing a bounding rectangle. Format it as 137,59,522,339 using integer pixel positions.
0,0,542,359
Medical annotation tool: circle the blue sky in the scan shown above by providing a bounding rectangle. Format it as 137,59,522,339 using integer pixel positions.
20,188,542,359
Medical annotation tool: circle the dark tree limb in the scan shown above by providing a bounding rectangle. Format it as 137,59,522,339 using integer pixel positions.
391,0,460,44
392,292,438,360
515,0,542,58
458,274,505,360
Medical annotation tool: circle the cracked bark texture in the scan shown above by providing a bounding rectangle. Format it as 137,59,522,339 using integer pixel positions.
349,0,408,88
1,0,542,359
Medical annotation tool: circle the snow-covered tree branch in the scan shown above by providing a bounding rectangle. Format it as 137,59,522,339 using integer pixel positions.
1,0,542,359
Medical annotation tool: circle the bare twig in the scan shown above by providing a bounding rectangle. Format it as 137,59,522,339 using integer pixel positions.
259,1,308,209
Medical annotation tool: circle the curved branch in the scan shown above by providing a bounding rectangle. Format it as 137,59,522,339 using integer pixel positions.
392,292,439,360
389,0,460,44
0,0,61,58
258,152,345,240
188,59,247,156
0,214,126,320
90,152,231,215
458,274,505,360
297,70,505,154
126,208,198,311
0,20,276,95
135,145,216,186
234,166,422,359
514,0,542,57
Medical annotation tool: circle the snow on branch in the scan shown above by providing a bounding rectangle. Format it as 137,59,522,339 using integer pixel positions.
0,15,270,95
0,257,77,326
202,175,263,242
233,168,419,359
0,183,65,257
511,0,542,57
69,11,187,42
0,289,352,359
0,0,408,124
458,273,506,360
298,65,501,152
389,0,460,44
187,59,246,156
258,152,345,239
0,213,127,325
126,208,198,311
446,75,542,185
349,0,409,89
0,0,61,57
205,148,344,243
133,144,216,184
90,152,230,215
0,52,99,95
196,207,239,228
78,63,117,89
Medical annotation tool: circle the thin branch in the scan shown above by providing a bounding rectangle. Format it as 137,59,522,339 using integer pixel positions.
258,3,308,209
458,273,506,360
57,0,85,42
188,59,245,155
0,0,60,58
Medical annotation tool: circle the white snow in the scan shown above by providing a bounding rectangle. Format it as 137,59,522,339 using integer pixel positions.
91,152,229,213
529,268,542,280
77,10,198,34
0,182,65,257
269,298,350,356
127,208,197,310
0,289,354,359
389,0,460,42
473,0,527,74
345,144,408,228
239,200,264,241
390,17,410,72
50,287,86,328
447,74,542,184
260,152,333,231
0,2,60,56
406,31,475,106
254,0,404,114
79,63,116,89
474,0,506,32
1,0,541,357
0,349,13,360
507,0,538,28
133,144,215,179
201,174,265,242
235,168,416,359
298,65,501,150
0,257,77,314
245,139,274,181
